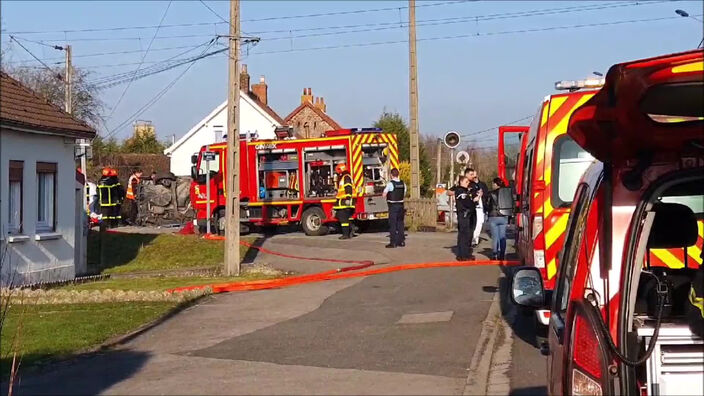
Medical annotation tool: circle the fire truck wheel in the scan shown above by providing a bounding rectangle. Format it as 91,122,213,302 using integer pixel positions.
301,207,329,236
216,208,226,236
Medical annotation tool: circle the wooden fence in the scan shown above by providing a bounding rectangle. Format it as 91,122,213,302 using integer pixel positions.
405,198,438,232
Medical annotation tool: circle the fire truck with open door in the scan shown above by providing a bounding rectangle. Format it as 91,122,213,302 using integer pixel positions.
510,82,605,328
498,125,529,215
511,49,703,396
189,128,399,236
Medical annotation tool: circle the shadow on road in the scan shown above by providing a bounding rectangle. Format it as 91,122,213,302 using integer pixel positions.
509,385,549,395
497,232,548,396
4,350,151,396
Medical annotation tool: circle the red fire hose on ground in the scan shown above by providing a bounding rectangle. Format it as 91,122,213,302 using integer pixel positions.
169,233,520,294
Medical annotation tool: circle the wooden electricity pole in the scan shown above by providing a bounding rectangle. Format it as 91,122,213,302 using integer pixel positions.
408,0,421,199
64,45,72,114
224,0,241,276
435,138,442,186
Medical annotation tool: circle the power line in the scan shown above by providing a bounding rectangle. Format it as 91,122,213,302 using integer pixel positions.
2,0,469,36
242,0,473,22
107,1,172,120
2,0,660,47
3,0,671,64
24,33,220,42
88,40,215,83
5,44,213,65
199,0,228,24
9,35,65,49
461,115,535,138
92,43,224,89
104,41,216,139
3,21,222,35
247,14,695,56
8,35,63,78
250,0,666,36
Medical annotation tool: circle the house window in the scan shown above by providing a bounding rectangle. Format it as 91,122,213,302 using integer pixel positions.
8,160,23,234
213,125,224,142
36,162,57,232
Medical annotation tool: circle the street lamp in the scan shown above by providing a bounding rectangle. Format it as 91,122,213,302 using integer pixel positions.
675,9,704,48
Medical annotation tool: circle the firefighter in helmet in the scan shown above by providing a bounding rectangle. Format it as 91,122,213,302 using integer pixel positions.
97,167,124,228
333,163,355,240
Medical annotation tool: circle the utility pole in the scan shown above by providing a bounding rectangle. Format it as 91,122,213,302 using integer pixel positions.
224,0,241,276
435,138,442,186
408,0,421,199
65,44,88,213
64,45,72,114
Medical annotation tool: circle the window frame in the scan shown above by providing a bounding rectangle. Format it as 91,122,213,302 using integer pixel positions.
36,162,57,233
551,135,595,208
8,160,24,234
553,182,593,315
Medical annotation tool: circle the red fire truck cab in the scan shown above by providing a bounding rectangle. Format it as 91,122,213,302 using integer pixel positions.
189,128,399,236
511,49,703,395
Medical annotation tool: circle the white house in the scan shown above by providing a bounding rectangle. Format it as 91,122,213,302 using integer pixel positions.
0,72,96,286
164,67,285,176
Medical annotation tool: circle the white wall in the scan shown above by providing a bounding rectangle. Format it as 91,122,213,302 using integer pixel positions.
168,97,280,176
0,129,77,285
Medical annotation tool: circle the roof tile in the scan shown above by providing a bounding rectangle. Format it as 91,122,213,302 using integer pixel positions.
0,71,96,138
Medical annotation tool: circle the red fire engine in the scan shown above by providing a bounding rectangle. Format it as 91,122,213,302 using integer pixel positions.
189,128,399,236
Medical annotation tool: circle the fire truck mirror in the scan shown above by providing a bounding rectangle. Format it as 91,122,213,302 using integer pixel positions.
191,154,198,164
510,267,545,309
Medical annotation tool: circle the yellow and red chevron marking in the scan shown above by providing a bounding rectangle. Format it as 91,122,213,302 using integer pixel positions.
648,220,704,269
538,92,596,281
351,135,364,195
350,133,399,195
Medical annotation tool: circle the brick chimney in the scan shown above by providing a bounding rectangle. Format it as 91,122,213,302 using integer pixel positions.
251,75,268,105
314,97,327,113
240,64,250,92
301,87,313,104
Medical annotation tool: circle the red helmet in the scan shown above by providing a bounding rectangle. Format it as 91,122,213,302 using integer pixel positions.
335,163,348,174
108,168,118,177
102,168,110,176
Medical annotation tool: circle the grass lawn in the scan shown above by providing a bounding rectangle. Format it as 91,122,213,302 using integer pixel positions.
0,302,178,377
61,272,281,292
88,232,255,274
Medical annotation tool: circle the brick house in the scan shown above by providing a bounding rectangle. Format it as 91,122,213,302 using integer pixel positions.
284,88,342,139
0,71,96,285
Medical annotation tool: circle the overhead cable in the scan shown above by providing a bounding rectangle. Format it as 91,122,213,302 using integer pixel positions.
107,0,172,120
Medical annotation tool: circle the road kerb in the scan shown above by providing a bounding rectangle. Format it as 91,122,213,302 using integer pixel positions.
463,290,501,395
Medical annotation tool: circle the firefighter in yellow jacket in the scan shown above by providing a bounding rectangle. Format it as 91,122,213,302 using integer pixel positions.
334,163,355,240
98,167,124,228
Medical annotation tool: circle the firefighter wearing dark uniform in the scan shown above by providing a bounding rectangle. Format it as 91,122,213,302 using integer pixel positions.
98,168,124,228
383,168,406,248
455,176,478,261
334,163,355,240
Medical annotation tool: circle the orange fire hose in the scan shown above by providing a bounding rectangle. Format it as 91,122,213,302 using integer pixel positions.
170,260,519,294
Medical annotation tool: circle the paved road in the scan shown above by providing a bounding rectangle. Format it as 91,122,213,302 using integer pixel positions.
9,228,548,395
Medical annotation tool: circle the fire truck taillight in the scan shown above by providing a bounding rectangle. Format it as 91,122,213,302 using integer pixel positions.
571,314,604,396
532,215,543,240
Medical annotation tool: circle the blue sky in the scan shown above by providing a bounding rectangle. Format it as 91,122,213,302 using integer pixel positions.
1,0,702,146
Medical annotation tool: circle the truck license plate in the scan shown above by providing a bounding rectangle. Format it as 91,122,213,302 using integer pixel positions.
377,212,388,219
